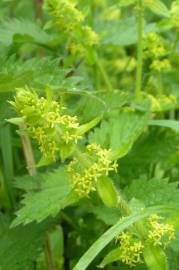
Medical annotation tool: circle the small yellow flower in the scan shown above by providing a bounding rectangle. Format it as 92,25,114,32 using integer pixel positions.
11,88,81,162
68,144,118,197
148,215,175,247
116,232,144,267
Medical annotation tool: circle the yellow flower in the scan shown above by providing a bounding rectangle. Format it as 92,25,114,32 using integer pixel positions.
68,144,118,197
148,215,175,247
117,232,144,267
11,88,81,162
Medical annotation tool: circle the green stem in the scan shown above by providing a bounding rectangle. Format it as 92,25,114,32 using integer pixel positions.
44,234,56,270
135,0,143,101
0,124,15,209
95,53,113,91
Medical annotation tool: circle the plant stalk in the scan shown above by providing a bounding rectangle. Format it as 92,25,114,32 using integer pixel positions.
95,53,113,91
135,0,143,101
20,125,37,176
45,234,56,270
20,126,56,270
34,0,43,20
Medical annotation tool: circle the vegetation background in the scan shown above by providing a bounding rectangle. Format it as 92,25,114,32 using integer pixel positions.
1,0,179,269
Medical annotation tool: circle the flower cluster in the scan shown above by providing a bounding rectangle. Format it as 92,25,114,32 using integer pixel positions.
143,93,177,111
116,232,144,267
144,33,171,72
114,215,175,267
67,144,118,197
11,88,81,162
150,59,171,72
45,0,84,33
148,215,175,247
45,0,99,56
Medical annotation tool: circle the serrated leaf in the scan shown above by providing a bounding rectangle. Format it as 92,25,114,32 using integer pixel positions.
89,110,149,160
0,18,52,46
144,0,170,18
101,90,131,111
12,167,77,226
119,128,179,179
125,178,179,207
96,17,157,46
0,214,50,270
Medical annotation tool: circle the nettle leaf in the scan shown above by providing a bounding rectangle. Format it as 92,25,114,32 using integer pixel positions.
144,0,170,18
101,90,131,112
119,128,179,179
124,178,179,207
12,167,76,226
0,57,71,92
96,16,157,46
89,110,149,160
0,18,52,46
0,214,49,270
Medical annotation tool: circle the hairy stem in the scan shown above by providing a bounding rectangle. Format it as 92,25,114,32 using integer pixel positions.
20,126,37,176
135,0,143,101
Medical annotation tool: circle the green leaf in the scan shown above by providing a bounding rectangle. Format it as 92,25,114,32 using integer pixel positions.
97,176,118,208
99,247,121,268
96,17,157,46
78,115,103,136
101,90,131,111
7,117,24,125
118,0,136,7
119,128,179,179
125,178,179,207
143,245,168,270
72,205,177,270
0,18,52,46
12,167,77,226
90,206,120,225
89,110,149,160
0,214,50,270
144,0,170,18
149,120,179,132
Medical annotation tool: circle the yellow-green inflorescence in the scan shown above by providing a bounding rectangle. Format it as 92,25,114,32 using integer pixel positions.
67,144,118,197
45,0,99,55
116,232,144,267
115,215,175,267
10,88,81,162
144,33,171,72
45,0,84,33
143,93,177,111
148,214,175,247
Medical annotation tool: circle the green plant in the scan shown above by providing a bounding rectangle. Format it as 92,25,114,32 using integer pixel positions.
1,0,179,269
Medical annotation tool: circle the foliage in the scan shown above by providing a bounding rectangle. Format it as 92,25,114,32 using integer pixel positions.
0,0,179,270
